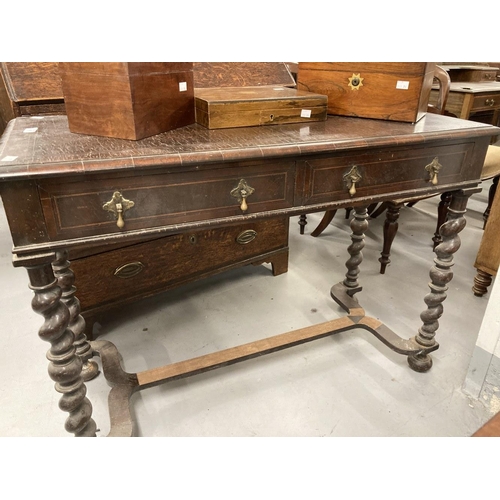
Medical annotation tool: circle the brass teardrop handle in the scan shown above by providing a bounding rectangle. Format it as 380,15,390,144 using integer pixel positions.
424,157,442,185
343,165,362,197
485,98,495,107
230,179,255,212
103,191,135,229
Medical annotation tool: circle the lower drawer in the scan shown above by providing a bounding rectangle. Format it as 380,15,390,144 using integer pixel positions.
71,217,290,332
472,93,500,112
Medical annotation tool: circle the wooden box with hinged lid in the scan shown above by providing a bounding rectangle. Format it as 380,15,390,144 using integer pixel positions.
193,61,327,129
58,62,196,140
297,62,436,123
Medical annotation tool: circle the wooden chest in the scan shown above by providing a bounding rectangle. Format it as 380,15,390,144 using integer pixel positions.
70,217,290,336
193,62,326,129
194,86,328,129
0,62,65,134
58,62,196,140
297,62,436,123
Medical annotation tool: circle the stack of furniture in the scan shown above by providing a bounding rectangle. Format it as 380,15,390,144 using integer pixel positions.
430,64,500,127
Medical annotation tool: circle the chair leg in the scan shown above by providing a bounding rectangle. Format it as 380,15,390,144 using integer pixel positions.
472,269,493,297
433,192,452,249
298,214,307,234
483,176,499,229
379,202,402,274
369,201,390,219
311,210,337,237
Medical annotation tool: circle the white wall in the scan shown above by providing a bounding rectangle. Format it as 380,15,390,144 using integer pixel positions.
463,274,500,399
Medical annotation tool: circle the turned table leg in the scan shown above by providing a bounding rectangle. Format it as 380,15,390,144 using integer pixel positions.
20,253,97,437
408,190,471,372
343,206,369,296
52,250,99,381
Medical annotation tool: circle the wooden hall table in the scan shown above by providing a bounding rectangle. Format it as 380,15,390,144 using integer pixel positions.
0,114,498,437
430,81,500,126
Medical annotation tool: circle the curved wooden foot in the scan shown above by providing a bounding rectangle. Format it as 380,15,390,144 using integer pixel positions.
311,210,337,237
472,269,493,297
90,340,139,437
407,353,433,372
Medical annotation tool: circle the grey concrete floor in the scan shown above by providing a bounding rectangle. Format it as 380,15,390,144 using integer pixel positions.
0,183,496,437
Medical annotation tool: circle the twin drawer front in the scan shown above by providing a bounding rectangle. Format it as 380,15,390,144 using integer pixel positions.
71,217,289,313
300,142,476,206
39,160,296,240
38,142,475,240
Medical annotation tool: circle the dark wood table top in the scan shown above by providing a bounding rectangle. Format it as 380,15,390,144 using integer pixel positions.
1,114,498,181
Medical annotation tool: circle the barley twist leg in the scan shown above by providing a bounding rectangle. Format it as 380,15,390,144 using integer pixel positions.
408,191,470,372
27,258,97,436
52,250,99,381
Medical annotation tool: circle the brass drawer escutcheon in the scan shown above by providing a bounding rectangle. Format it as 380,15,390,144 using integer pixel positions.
343,165,362,196
425,157,442,185
103,191,135,229
236,229,257,244
230,179,255,212
114,261,145,279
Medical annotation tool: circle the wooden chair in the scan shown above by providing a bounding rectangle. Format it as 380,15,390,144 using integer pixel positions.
472,145,500,297
303,65,454,274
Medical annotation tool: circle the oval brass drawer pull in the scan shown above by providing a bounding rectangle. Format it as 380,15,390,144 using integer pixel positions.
103,191,135,229
425,157,442,185
236,229,257,244
114,261,145,279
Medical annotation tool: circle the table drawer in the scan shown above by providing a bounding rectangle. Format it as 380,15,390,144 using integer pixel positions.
300,142,476,207
472,93,500,112
71,217,289,314
38,160,296,240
